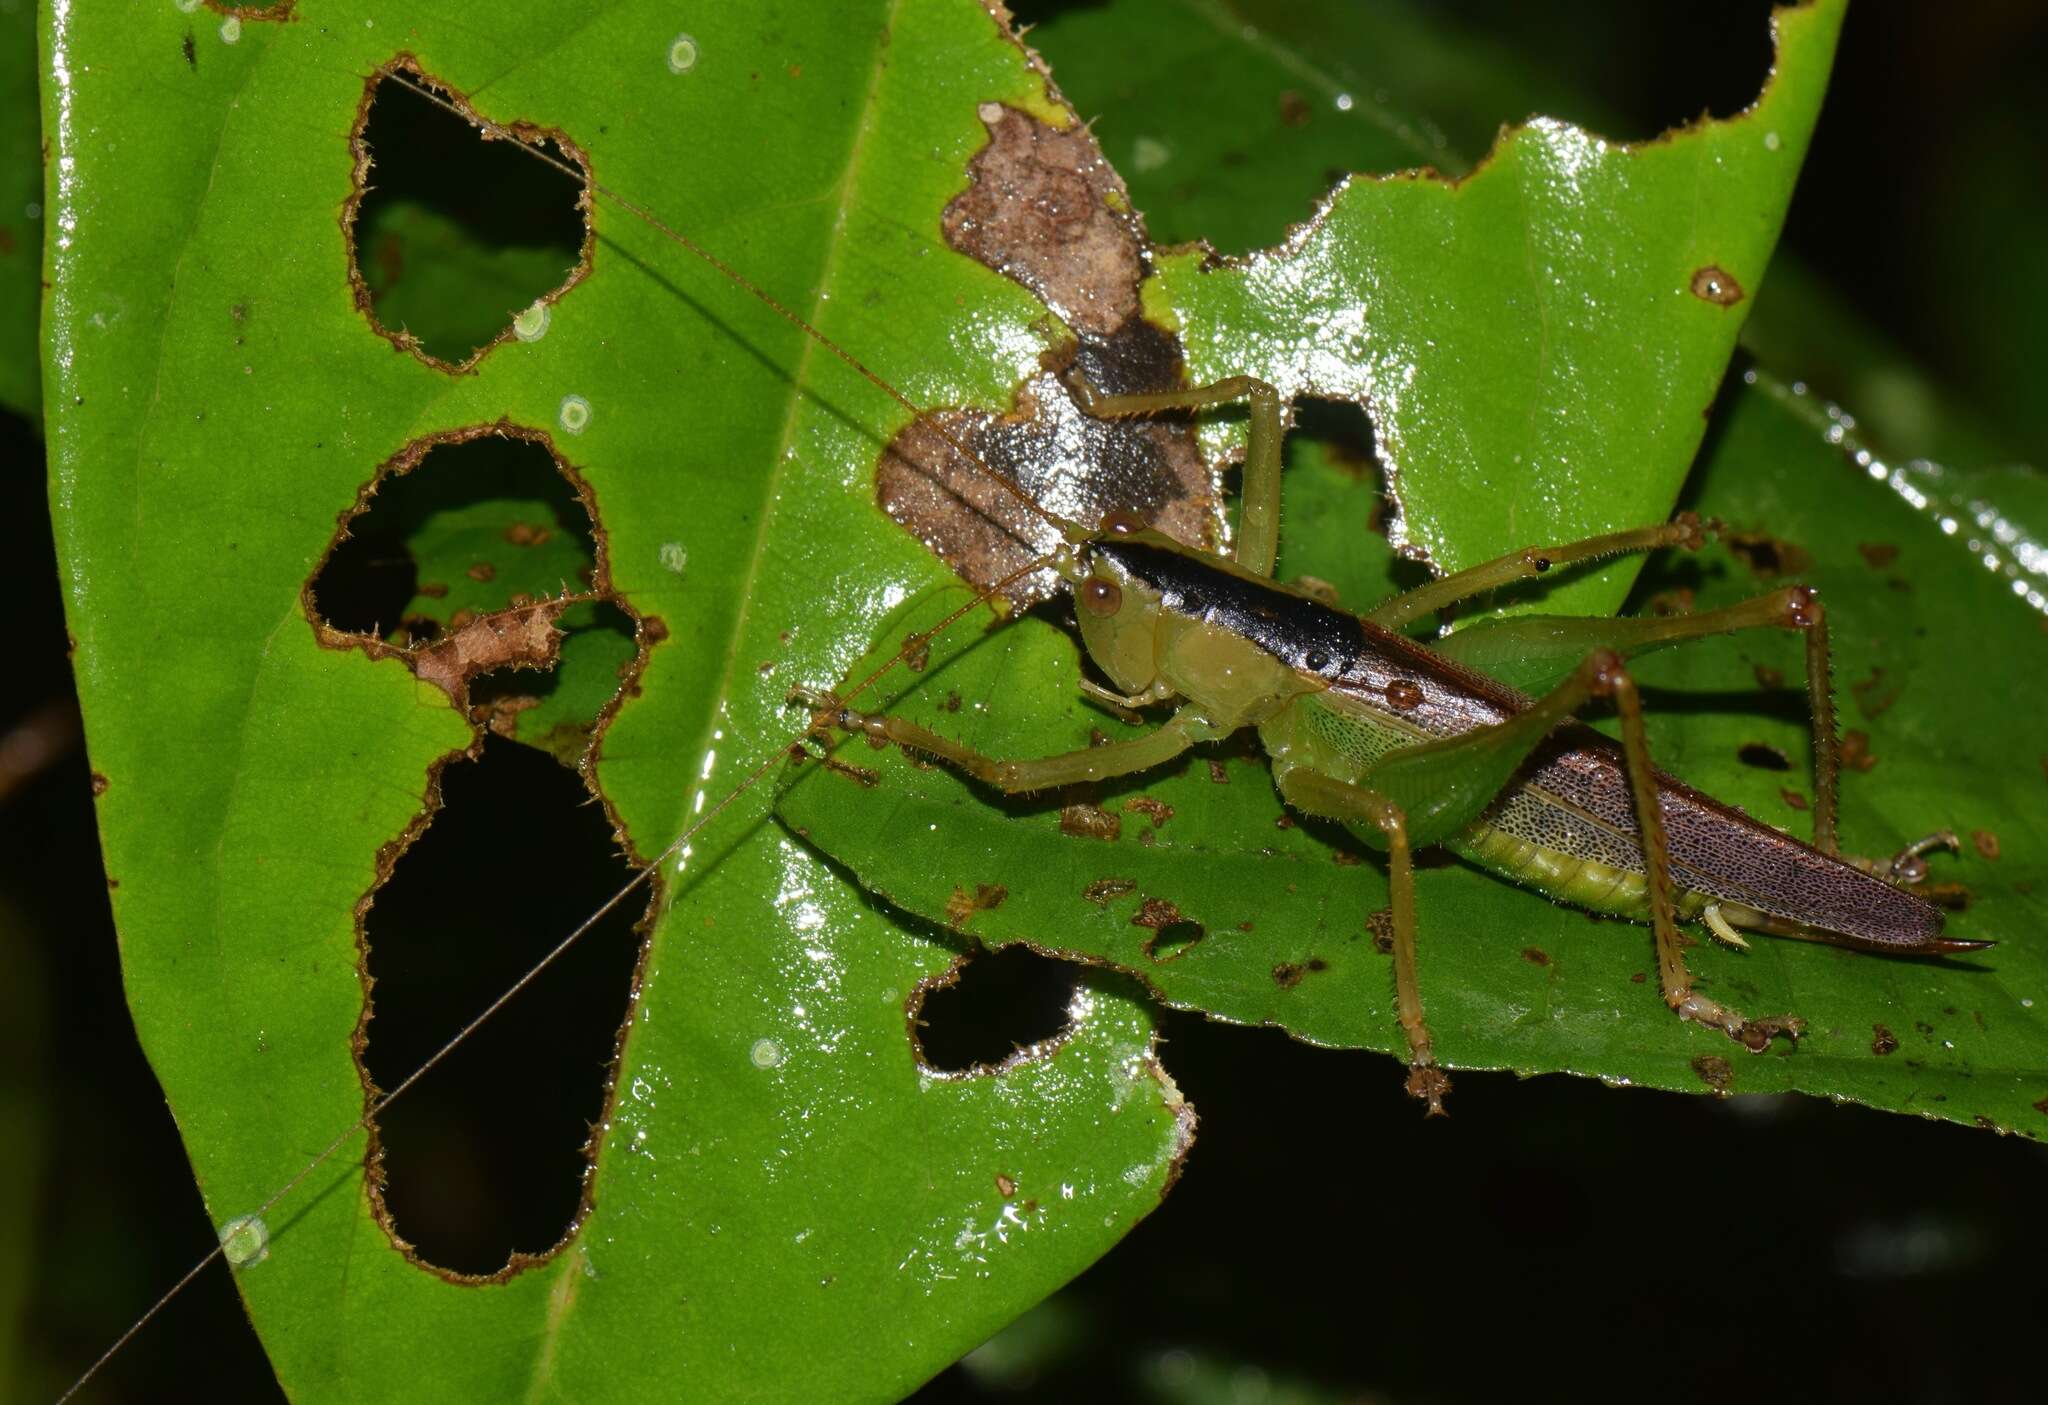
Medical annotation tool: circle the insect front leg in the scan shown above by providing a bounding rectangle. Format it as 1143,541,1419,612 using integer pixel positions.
1065,374,1284,578
820,700,1220,794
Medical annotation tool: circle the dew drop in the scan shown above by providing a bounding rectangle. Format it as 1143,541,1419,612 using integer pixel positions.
219,15,241,44
750,1037,785,1069
667,33,700,75
558,394,592,435
1764,130,1782,151
1131,136,1171,174
513,300,551,343
658,541,688,575
219,1214,269,1268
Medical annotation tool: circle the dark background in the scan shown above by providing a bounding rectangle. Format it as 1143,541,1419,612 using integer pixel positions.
8,3,2043,1400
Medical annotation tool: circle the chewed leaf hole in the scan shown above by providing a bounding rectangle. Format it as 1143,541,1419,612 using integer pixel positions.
312,434,597,642
308,428,642,735
913,945,1081,1074
348,63,589,367
360,736,647,1279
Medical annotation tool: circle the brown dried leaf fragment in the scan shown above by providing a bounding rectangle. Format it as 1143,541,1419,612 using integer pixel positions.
1128,897,1185,930
1122,795,1174,829
943,103,1143,339
407,599,568,703
1059,801,1122,842
1082,877,1137,905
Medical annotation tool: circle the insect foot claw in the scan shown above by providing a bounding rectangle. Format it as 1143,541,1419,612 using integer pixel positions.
1674,992,1804,1053
1734,1014,1805,1053
1405,1063,1452,1117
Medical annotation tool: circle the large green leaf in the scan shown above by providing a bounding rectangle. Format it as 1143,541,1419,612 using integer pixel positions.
47,2,1188,1399
782,0,2048,1134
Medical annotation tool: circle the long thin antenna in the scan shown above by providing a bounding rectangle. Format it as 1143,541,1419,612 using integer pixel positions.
56,544,1057,1405
377,63,1075,542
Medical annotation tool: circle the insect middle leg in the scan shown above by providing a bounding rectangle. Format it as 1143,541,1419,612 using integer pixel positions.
1371,520,1849,858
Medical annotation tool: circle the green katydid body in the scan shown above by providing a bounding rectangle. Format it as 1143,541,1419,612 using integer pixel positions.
1075,530,1966,956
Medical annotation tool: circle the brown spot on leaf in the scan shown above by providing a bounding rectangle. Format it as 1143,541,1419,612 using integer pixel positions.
89,772,109,796
1366,908,1395,954
1972,829,2001,861
1689,265,1744,306
1646,586,1696,616
503,521,553,547
1753,663,1785,689
1780,788,1809,811
1839,730,1878,772
1520,947,1549,966
945,883,1010,927
944,104,1143,339
1059,801,1122,842
1691,1054,1735,1094
1277,90,1312,128
1871,1023,1900,1057
1272,962,1304,988
1206,759,1229,784
416,581,450,599
994,1173,1017,1199
878,106,1216,606
877,331,1214,608
1129,897,1185,930
1724,531,1812,578
466,561,496,582
1122,795,1174,828
1858,542,1900,569
1081,877,1137,905
1850,666,1900,719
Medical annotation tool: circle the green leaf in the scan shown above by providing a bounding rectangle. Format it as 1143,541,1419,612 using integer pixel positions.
783,356,2048,1132
46,2,1187,1399
0,0,41,420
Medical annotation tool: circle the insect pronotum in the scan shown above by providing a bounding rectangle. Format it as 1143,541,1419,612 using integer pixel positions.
60,7,1989,1399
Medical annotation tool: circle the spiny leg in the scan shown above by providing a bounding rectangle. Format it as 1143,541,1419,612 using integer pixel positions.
1429,583,1842,854
1350,645,1800,1051
1594,653,1802,1048
811,697,1216,794
1272,769,1444,1115
1066,374,1284,579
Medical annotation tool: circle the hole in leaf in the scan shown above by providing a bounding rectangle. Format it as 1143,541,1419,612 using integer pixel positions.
311,434,598,643
360,736,646,1278
349,65,588,367
307,431,643,739
1737,742,1792,771
914,946,1079,1073
1273,398,1412,602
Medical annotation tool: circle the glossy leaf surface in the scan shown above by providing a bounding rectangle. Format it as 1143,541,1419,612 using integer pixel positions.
46,2,1185,1399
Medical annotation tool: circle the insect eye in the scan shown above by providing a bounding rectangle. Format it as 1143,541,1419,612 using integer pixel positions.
1101,511,1145,536
1079,576,1122,617
1304,649,1330,672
